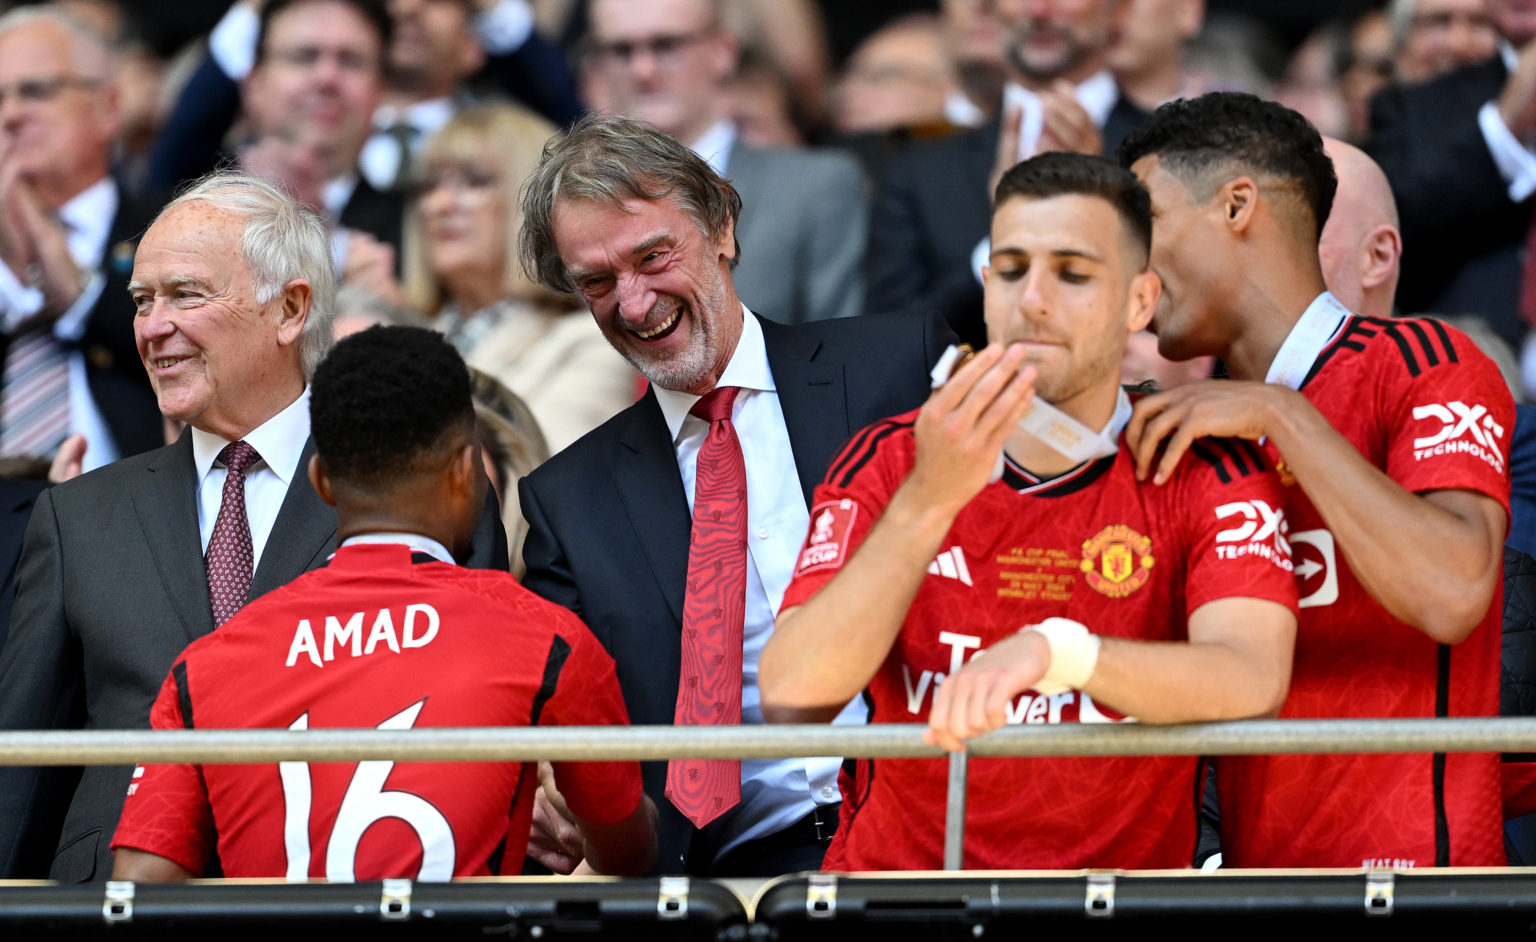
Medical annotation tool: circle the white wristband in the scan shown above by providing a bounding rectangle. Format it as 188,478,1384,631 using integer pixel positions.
1026,617,1101,695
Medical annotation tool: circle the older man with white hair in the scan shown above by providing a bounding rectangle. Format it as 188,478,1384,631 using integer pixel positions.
0,171,506,882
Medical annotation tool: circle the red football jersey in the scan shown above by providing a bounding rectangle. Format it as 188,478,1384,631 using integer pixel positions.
111,543,642,880
1220,316,1514,868
781,408,1299,871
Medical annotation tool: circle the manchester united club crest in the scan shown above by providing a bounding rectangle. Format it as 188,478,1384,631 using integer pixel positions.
1080,525,1154,598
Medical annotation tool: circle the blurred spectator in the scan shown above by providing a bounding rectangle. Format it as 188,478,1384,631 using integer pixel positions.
1121,330,1216,389
1318,136,1402,317
940,0,1007,125
0,7,163,473
1365,0,1536,366
866,0,1150,347
725,48,804,148
1109,0,1208,109
331,283,431,337
398,103,634,452
468,366,550,579
582,0,868,325
148,0,581,195
1339,7,1397,142
1275,18,1350,140
1391,0,1498,83
0,473,47,646
717,0,836,134
830,14,960,135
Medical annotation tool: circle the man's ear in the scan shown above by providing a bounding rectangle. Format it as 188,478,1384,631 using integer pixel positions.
307,453,337,507
1360,223,1402,291
1125,269,1161,334
714,210,738,264
1220,177,1258,234
275,279,312,346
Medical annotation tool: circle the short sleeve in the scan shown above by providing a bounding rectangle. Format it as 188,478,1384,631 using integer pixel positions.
540,619,643,827
780,414,916,611
108,664,216,874
1384,322,1514,516
1176,439,1302,618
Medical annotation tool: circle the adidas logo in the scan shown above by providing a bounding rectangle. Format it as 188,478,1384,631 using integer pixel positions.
927,547,972,586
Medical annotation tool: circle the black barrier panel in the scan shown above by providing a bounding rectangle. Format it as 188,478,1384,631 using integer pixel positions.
0,878,749,941
753,873,1536,939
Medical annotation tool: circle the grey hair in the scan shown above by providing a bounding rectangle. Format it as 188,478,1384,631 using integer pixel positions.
160,171,337,378
0,6,117,82
517,113,742,293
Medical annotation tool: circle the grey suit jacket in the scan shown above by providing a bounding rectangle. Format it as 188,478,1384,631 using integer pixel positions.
726,141,868,326
0,429,507,881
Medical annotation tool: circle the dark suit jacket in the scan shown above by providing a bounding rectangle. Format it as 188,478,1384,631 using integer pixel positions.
1366,57,1528,346
0,431,507,881
518,311,955,874
0,476,47,647
0,183,164,463
866,93,1148,346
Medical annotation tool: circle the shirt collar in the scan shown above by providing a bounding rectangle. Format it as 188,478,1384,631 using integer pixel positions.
1502,39,1519,73
1002,69,1119,129
654,303,774,444
374,97,455,136
690,119,738,176
191,386,313,485
340,532,455,563
58,176,118,267
321,173,359,223
1264,291,1353,390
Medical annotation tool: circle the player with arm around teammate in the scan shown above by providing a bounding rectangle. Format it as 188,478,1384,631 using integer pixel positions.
759,152,1299,871
110,326,657,881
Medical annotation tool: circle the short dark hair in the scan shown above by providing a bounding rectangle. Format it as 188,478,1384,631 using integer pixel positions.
310,326,474,491
255,0,391,70
995,151,1152,262
518,113,743,293
1117,92,1337,242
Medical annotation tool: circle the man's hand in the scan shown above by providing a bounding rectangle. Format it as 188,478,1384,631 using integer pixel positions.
0,141,83,316
925,629,1051,752
1499,38,1536,140
527,760,585,874
240,132,330,214
987,101,1024,200
1038,81,1102,156
0,138,37,277
906,342,1037,518
1125,380,1295,484
48,434,87,483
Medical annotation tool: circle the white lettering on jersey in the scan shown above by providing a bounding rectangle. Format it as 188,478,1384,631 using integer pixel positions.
1289,528,1339,608
1411,401,1505,473
938,631,982,676
286,603,441,668
1213,500,1294,571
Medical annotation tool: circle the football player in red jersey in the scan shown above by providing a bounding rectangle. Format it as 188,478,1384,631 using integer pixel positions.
1120,92,1513,868
111,326,657,881
758,152,1299,871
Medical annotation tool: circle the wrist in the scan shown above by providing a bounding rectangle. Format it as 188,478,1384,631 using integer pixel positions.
1026,617,1101,695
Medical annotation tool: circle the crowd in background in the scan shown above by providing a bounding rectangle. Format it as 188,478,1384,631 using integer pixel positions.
1,0,1535,883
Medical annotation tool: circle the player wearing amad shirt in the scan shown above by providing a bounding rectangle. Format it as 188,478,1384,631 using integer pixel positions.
111,327,658,881
1122,93,1513,868
759,153,1299,871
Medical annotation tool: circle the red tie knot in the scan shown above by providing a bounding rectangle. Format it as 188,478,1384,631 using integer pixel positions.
689,385,740,425
219,440,261,477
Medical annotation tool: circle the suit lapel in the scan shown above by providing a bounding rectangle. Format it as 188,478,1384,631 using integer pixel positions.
613,394,692,625
250,436,337,601
130,434,213,645
762,317,850,505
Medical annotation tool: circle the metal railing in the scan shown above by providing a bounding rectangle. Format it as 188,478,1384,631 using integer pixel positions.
4,717,1535,870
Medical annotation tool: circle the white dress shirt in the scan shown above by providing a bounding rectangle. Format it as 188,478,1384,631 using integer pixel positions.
191,387,311,572
653,305,864,858
0,176,121,470
690,119,739,176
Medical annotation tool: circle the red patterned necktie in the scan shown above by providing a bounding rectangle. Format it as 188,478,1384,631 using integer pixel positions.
206,440,260,627
666,385,747,829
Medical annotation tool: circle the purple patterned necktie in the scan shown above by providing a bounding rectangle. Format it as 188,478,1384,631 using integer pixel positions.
666,385,747,829
206,440,260,627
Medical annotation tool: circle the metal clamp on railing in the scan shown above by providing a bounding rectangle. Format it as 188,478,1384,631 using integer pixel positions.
1085,873,1115,918
379,878,411,921
102,880,134,924
657,876,689,920
806,873,837,919
1365,872,1394,916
